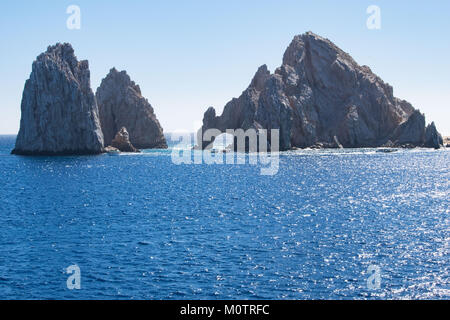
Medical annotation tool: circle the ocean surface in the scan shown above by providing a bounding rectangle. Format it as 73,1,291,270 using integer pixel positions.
0,135,448,300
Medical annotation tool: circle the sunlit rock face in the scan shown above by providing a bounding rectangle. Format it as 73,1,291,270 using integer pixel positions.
96,68,167,149
199,32,443,150
12,43,104,155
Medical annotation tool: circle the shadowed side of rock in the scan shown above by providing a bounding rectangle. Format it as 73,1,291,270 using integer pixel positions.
96,68,167,149
424,122,443,149
12,43,104,155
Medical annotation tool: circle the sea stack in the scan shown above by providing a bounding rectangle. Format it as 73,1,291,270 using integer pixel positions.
110,127,140,153
199,32,443,150
96,68,167,149
12,43,104,155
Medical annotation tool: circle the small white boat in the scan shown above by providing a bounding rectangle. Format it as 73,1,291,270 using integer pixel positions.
376,148,398,153
107,150,120,156
210,148,229,154
104,146,121,155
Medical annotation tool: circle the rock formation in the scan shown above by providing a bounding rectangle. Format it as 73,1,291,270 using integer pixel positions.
110,127,139,153
424,122,443,149
12,43,104,155
444,137,450,148
198,32,443,150
96,68,167,149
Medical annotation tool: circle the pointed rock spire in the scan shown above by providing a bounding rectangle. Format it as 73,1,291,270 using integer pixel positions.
96,68,167,149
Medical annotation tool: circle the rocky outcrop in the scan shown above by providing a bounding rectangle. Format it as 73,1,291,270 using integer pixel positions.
96,68,167,149
424,122,443,149
198,32,442,150
12,43,104,155
390,110,426,147
110,127,139,153
444,137,450,148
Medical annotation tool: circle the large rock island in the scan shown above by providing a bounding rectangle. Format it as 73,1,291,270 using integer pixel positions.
96,68,167,149
12,43,104,155
199,32,443,150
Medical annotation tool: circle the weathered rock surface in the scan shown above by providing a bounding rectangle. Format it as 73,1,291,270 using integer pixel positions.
110,127,139,153
199,32,442,150
391,110,426,146
424,122,443,149
12,43,104,155
96,68,167,149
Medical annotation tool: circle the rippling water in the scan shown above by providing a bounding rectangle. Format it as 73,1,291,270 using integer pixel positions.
0,135,448,299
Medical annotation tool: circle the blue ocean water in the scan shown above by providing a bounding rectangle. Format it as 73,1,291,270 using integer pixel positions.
0,135,448,300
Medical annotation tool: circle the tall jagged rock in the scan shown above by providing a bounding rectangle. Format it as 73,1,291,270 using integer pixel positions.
12,43,104,155
96,68,167,149
199,32,442,150
424,122,443,149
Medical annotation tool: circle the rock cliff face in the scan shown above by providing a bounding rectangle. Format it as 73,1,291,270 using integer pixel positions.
199,32,443,150
424,122,443,149
96,68,167,149
111,127,139,153
12,43,104,155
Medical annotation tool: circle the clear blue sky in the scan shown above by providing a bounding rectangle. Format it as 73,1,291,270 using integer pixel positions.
1,0,449,135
